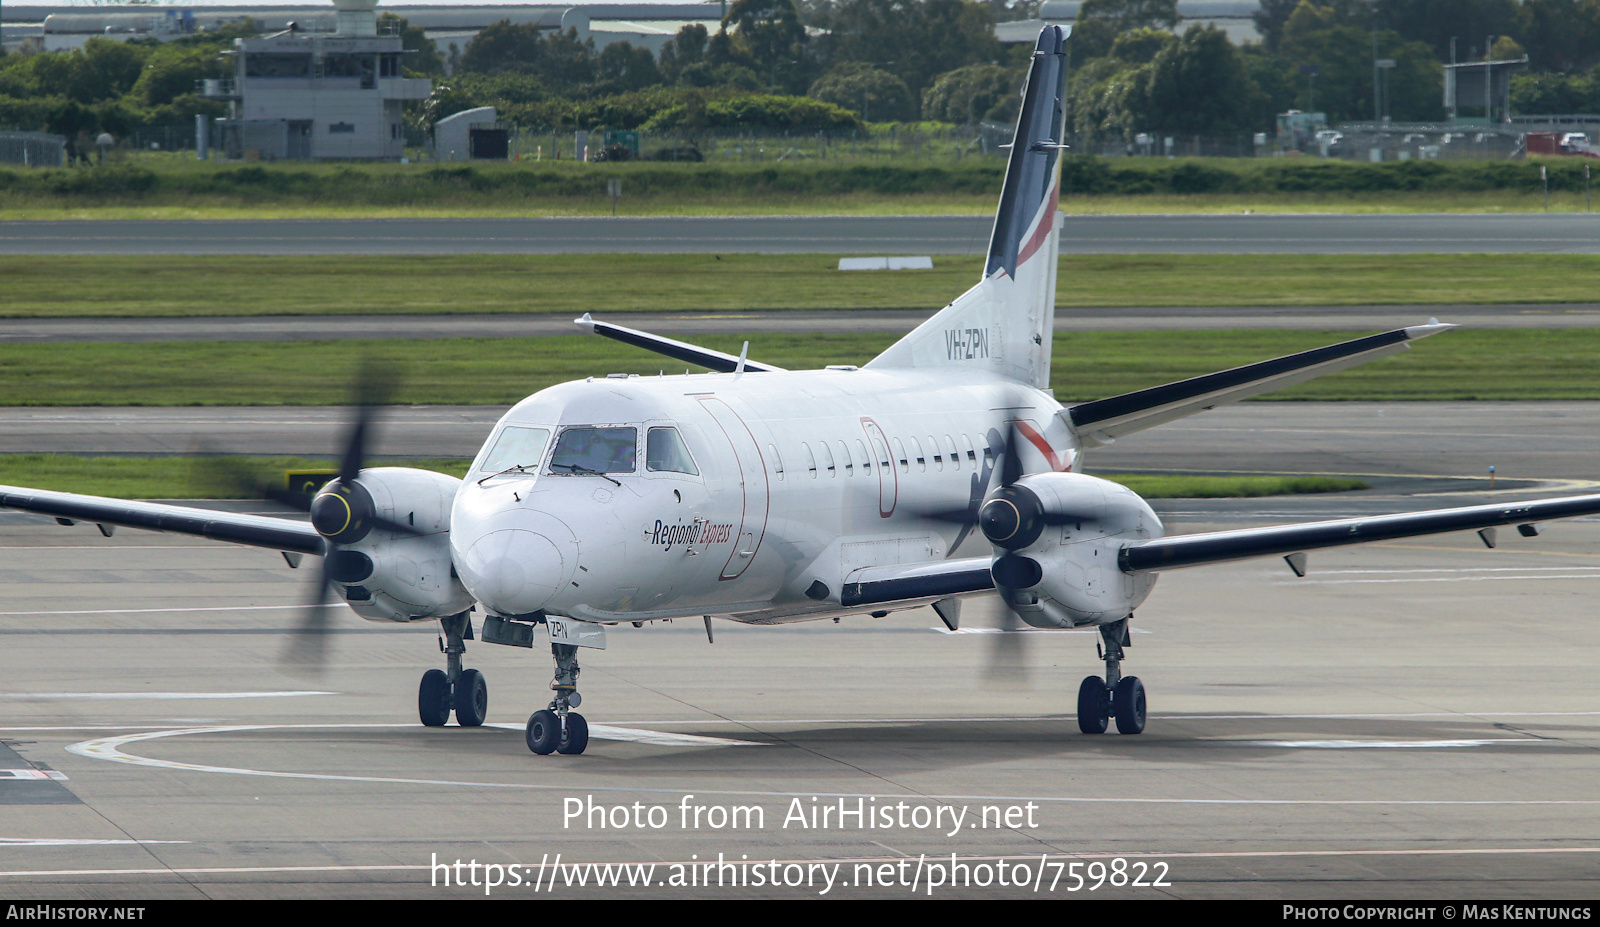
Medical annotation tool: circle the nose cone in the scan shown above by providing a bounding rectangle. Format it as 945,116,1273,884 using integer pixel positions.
456,529,566,616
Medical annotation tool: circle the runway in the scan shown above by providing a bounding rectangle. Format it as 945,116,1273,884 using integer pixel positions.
1,402,1596,488
0,303,1589,345
4,492,1600,898
8,213,1600,255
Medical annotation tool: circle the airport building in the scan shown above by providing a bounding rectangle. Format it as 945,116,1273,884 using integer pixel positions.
3,3,728,62
197,0,431,160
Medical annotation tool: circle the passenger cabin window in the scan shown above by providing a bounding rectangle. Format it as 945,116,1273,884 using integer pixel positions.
855,439,872,473
478,425,551,476
550,427,637,474
767,444,784,480
804,442,817,478
944,435,961,471
819,441,836,476
645,427,698,475
838,440,853,476
928,435,943,471
911,436,926,472
893,437,908,474
963,434,978,464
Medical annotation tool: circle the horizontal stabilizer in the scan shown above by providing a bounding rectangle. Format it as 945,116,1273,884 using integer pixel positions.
1119,492,1600,574
1066,322,1453,446
576,314,785,374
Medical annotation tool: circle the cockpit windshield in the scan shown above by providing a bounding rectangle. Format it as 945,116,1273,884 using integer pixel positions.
549,427,638,474
477,425,552,477
646,427,698,475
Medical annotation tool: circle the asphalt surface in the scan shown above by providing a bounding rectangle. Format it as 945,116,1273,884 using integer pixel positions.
1,403,1595,491
0,303,1588,344
9,213,1600,255
5,489,1600,898
0,404,1598,896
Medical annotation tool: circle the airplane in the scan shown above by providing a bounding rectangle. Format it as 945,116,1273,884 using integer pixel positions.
7,24,1600,756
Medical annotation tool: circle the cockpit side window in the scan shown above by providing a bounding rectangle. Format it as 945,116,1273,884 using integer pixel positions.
477,425,552,476
646,427,699,475
549,426,638,474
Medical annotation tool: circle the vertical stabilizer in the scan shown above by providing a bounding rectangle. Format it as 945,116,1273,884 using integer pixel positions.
864,25,1068,389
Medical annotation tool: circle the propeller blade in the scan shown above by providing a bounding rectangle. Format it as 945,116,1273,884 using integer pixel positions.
1001,419,1023,488
281,558,336,675
338,358,401,484
983,586,1031,684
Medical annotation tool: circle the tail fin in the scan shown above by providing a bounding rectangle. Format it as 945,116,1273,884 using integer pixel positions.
864,25,1068,390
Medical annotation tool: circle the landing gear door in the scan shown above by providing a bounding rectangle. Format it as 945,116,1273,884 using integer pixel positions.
696,397,770,581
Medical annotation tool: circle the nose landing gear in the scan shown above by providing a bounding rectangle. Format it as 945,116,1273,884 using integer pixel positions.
527,642,589,755
1076,616,1145,735
419,612,488,728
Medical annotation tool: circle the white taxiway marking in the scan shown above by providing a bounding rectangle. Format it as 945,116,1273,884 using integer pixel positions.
0,838,185,847
1291,574,1600,586
1233,739,1539,750
0,769,66,780
62,725,1600,806
2,691,333,701
935,627,1152,635
0,605,338,617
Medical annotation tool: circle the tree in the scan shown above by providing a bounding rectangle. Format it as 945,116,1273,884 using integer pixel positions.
1072,0,1180,60
723,0,811,92
1109,27,1177,63
458,20,544,75
594,42,662,95
1372,0,1518,64
380,12,444,76
809,62,915,120
1280,3,1442,121
1517,0,1600,72
823,0,1001,107
659,24,709,82
920,62,1020,123
1140,25,1263,133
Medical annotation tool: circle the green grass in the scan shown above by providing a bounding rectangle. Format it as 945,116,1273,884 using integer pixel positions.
1097,473,1369,498
0,454,469,499
0,328,1586,405
0,454,1362,500
12,154,1600,218
7,253,1600,319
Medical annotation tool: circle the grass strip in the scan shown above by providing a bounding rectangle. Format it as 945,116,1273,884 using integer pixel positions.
0,328,1583,405
11,156,1600,217
1097,473,1369,499
6,253,1600,319
0,454,1363,501
0,454,469,499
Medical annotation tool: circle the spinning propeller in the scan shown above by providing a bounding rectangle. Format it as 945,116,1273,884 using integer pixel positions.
189,361,419,674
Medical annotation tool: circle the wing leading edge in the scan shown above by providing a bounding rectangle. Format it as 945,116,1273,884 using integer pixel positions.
1066,322,1453,447
1120,493,1600,575
0,485,324,555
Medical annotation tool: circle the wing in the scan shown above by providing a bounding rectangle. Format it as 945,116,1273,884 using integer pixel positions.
840,557,994,607
575,314,786,373
1119,493,1600,574
1065,322,1453,447
0,484,324,555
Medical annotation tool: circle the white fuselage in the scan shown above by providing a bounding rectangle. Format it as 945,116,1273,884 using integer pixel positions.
449,366,1080,625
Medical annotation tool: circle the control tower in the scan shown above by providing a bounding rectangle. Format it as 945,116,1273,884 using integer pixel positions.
204,0,432,160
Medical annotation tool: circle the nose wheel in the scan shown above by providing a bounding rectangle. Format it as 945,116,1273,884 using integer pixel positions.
527,642,589,755
419,612,489,727
1076,616,1145,735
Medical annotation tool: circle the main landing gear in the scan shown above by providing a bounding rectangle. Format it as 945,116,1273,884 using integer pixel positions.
419,612,489,728
526,642,589,756
1077,615,1146,736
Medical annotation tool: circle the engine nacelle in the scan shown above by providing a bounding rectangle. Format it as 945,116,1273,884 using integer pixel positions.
317,467,475,623
981,472,1164,628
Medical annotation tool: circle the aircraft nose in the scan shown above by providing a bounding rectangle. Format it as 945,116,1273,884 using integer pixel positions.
457,529,567,616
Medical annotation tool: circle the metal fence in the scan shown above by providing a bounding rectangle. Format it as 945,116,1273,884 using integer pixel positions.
0,132,66,168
